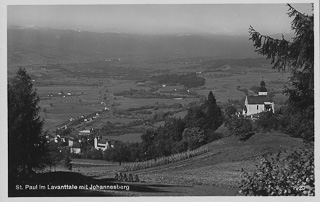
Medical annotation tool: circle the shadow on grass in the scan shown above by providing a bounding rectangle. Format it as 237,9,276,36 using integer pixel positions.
8,171,177,197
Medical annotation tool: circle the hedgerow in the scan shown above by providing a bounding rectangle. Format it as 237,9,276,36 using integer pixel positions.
239,148,314,196
122,146,209,172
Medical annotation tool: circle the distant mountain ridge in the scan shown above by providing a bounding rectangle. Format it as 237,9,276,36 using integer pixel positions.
8,27,260,67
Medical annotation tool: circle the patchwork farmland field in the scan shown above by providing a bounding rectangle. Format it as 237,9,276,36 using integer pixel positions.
19,56,289,134
103,133,143,143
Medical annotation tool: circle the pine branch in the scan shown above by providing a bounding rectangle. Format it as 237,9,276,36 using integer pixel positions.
249,26,291,71
287,3,312,20
249,26,290,46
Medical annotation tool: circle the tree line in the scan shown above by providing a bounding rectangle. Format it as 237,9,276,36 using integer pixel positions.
71,91,224,163
8,68,223,181
151,72,205,88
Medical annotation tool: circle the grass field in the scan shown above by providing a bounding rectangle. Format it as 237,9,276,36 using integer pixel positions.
197,65,289,102
10,57,290,133
103,133,143,143
124,132,303,188
63,131,304,196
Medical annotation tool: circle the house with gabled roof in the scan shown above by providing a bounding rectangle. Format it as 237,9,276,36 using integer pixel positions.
94,137,117,151
243,80,275,116
78,128,94,136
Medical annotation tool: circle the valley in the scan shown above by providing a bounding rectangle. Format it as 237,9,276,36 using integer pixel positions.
7,28,295,197
7,3,315,197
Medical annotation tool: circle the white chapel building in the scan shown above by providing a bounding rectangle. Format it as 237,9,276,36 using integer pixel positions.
243,80,275,116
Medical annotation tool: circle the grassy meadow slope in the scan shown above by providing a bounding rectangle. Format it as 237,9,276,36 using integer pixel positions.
68,132,305,196
9,131,305,196
131,132,304,187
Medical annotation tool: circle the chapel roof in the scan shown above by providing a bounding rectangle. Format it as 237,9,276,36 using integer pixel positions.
247,95,273,104
259,86,268,92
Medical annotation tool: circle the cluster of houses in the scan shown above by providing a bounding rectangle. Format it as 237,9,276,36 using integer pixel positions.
69,112,100,123
68,106,109,123
47,91,72,98
51,128,119,154
51,103,115,155
50,79,273,156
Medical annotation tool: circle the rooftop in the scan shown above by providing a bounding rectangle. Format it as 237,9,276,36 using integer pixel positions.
247,95,273,104
259,86,267,92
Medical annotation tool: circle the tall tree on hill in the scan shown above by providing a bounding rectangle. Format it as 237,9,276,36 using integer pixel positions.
204,91,223,131
8,68,48,178
249,4,314,141
184,105,206,129
163,118,186,142
182,127,206,150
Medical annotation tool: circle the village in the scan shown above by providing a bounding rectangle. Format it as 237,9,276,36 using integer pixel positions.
47,78,276,158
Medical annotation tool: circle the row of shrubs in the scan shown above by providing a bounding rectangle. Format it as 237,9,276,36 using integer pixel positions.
224,104,314,196
254,107,314,142
122,146,209,172
114,172,140,182
224,107,314,143
239,148,314,196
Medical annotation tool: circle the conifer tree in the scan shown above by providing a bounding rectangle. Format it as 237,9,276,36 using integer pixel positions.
249,4,314,113
249,4,314,141
8,67,48,178
204,91,223,131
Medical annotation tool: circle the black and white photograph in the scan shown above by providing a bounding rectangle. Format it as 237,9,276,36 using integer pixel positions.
2,0,318,199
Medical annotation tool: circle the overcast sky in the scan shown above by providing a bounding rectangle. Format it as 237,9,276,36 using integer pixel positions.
7,3,313,35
